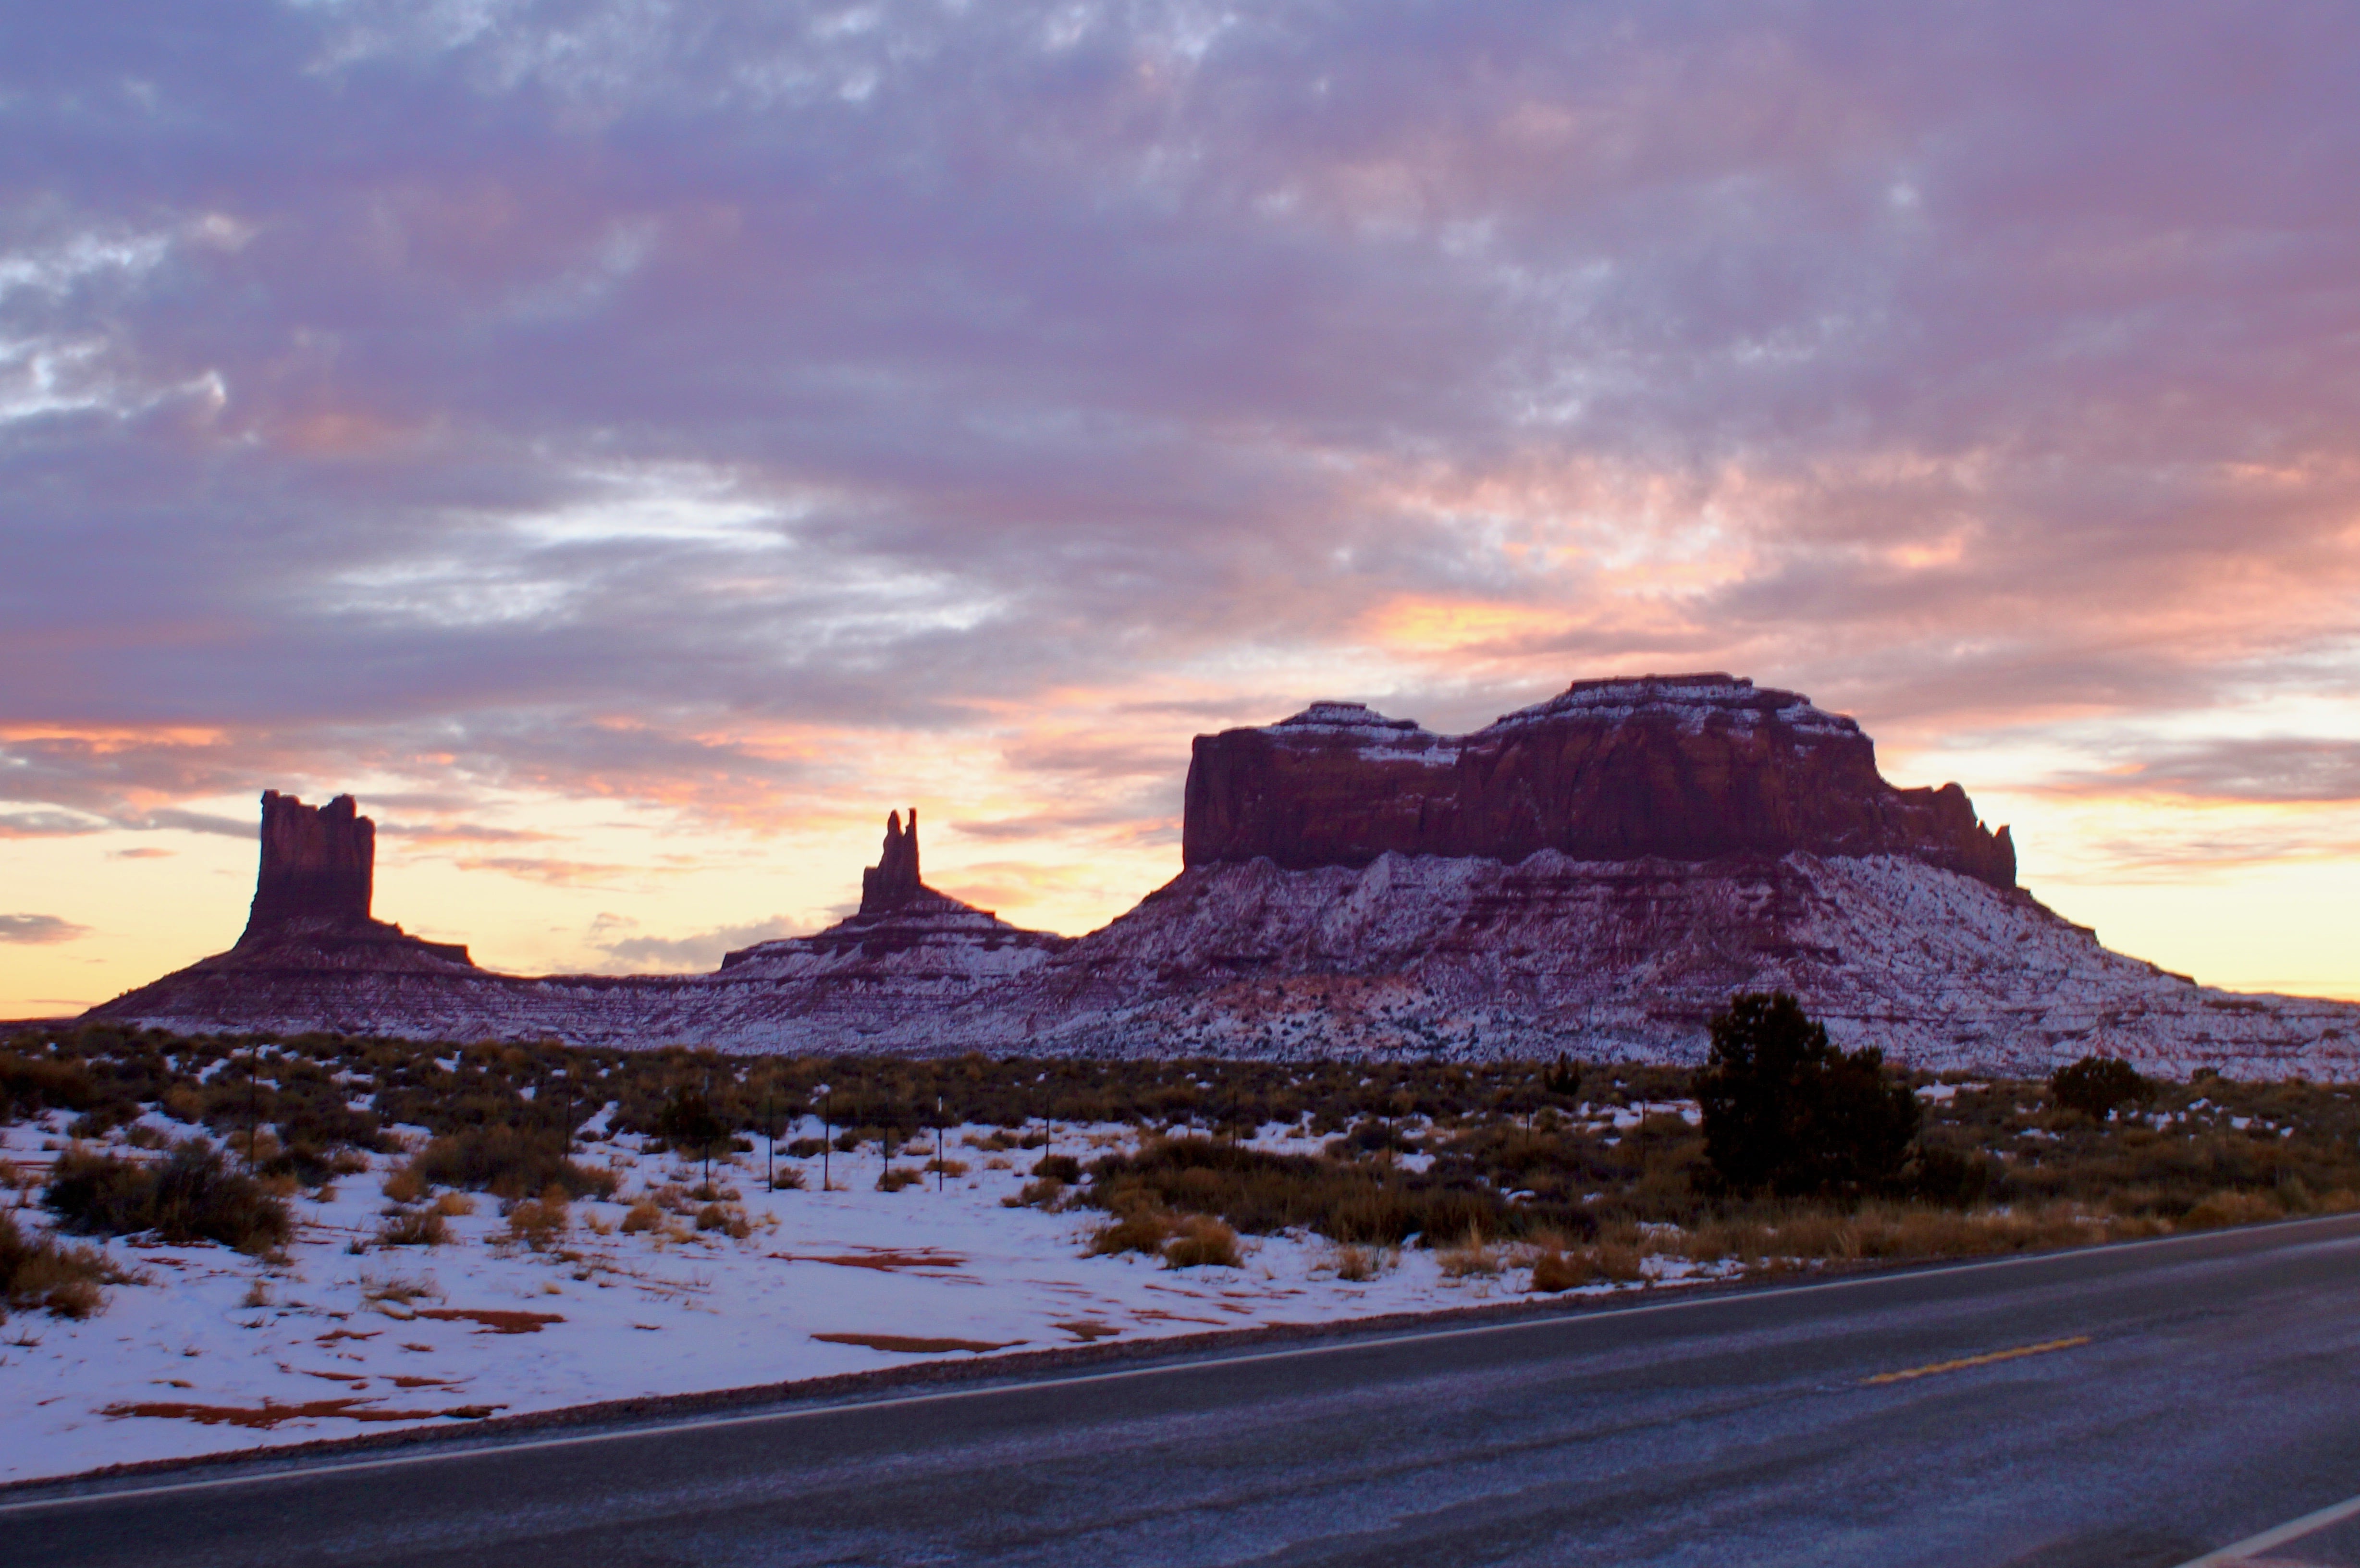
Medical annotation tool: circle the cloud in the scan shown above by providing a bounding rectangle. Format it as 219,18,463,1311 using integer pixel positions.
0,811,103,838
594,916,805,972
2047,739,2360,805
2,1,2359,940
0,914,90,945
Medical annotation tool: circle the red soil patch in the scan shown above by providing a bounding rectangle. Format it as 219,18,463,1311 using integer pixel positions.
1054,1320,1121,1342
388,1375,461,1389
296,1368,370,1384
317,1329,379,1344
101,1399,507,1429
414,1308,565,1334
811,1332,1023,1355
771,1249,968,1272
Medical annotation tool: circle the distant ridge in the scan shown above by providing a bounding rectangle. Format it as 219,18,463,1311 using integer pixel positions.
83,677,2360,1078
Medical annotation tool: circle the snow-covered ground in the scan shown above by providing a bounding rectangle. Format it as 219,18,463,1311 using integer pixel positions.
0,1113,1710,1484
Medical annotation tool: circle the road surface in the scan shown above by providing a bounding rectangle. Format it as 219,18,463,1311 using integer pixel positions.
13,1214,2360,1566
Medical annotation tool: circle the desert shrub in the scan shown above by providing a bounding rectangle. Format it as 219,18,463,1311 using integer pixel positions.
375,1208,448,1247
1086,1207,1175,1257
1528,1249,1591,1293
2182,1189,2285,1229
877,1168,924,1192
1905,1145,1997,1209
45,1140,291,1254
502,1188,570,1250
657,1088,727,1184
2051,1056,2151,1121
0,1210,137,1319
785,1138,827,1158
1032,1154,1082,1183
619,1198,664,1234
1695,992,1920,1199
405,1126,618,1201
1162,1215,1241,1269
1528,1242,1645,1292
1008,1176,1067,1210
1084,1137,1511,1247
1329,1244,1386,1282
694,1203,750,1238
0,1049,97,1124
771,1167,807,1191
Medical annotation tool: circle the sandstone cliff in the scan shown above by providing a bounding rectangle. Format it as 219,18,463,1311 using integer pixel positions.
245,791,377,936
1184,675,2016,889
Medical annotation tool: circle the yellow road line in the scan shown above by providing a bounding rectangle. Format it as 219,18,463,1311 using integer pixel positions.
1863,1335,2091,1385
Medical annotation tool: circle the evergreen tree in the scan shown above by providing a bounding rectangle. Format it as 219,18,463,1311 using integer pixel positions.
2049,1055,2150,1121
1695,992,1920,1198
658,1087,726,1192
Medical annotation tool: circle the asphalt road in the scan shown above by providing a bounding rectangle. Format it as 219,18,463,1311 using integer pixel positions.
15,1215,2360,1567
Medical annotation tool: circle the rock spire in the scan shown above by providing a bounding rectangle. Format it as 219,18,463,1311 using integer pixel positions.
859,808,925,914
243,790,376,937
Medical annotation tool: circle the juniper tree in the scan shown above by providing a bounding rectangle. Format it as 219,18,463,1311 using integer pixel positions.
1695,992,1920,1199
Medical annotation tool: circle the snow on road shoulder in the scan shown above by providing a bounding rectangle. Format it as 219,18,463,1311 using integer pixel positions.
0,1122,1684,1483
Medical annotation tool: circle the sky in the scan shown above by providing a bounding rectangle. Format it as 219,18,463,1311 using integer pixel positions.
5,1,2360,1017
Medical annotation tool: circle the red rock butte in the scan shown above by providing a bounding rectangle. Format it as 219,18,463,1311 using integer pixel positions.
1184,674,2016,888
245,790,378,935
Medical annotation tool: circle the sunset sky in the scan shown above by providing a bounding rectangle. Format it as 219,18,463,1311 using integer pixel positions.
6,3,2359,1018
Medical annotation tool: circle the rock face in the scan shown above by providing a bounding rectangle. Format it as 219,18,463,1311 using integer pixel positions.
245,791,377,935
80,680,2360,1078
860,810,924,913
1184,675,2016,889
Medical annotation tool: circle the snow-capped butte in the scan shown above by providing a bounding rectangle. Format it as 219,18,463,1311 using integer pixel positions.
86,675,2360,1077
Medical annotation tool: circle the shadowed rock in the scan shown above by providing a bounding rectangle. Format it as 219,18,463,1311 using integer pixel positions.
860,809,926,914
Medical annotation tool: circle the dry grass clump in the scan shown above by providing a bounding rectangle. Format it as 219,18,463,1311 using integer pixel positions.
500,1186,572,1251
1004,1176,1068,1210
1436,1232,1503,1278
1161,1215,1242,1269
1084,1137,1507,1248
1328,1244,1389,1282
770,1167,807,1191
1085,1206,1175,1258
357,1271,445,1319
1527,1242,1646,1293
0,1209,139,1320
1672,1201,2125,1267
1086,1204,1241,1268
876,1168,924,1193
374,1208,449,1247
2181,1189,2286,1229
381,1164,427,1205
432,1190,476,1217
619,1197,664,1234
45,1140,291,1255
695,1203,750,1238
